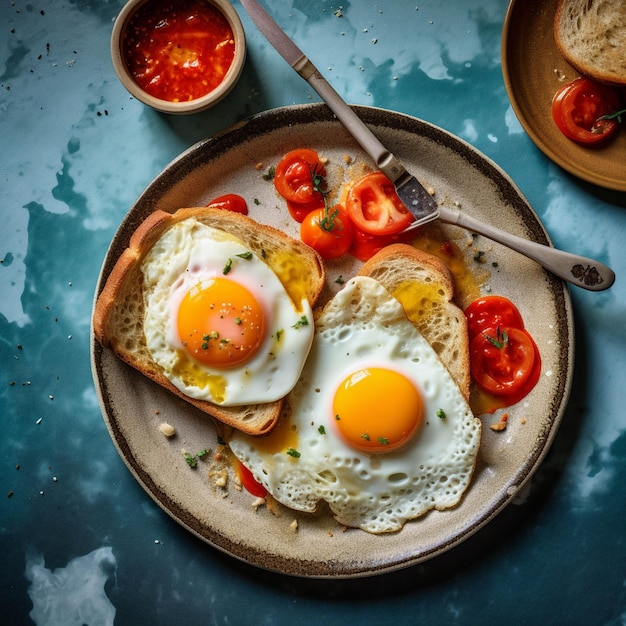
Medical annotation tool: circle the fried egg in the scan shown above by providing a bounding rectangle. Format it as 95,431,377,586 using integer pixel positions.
229,276,482,534
141,218,314,405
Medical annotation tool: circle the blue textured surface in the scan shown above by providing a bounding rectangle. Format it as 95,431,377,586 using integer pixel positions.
2,1,625,624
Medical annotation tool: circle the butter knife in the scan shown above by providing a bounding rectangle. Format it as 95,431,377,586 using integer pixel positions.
240,0,615,291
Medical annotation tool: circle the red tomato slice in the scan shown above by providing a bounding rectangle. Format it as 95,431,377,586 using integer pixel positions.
234,459,267,498
274,148,327,205
465,296,524,339
300,205,354,259
286,196,325,223
346,172,415,235
349,226,416,261
206,193,248,215
470,326,537,396
551,77,621,144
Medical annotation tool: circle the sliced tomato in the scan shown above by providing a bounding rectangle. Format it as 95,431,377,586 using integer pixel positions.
206,193,248,215
300,205,354,259
465,296,525,340
234,459,267,498
286,196,325,223
551,77,621,144
274,148,327,205
470,326,538,396
349,226,416,262
346,172,415,235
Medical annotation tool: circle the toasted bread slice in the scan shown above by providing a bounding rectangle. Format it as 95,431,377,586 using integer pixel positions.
555,0,626,86
358,244,470,400
93,207,326,436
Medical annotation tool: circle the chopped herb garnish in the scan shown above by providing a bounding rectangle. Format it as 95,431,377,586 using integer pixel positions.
484,326,509,349
223,258,233,274
286,448,301,458
234,317,242,325
262,165,276,180
377,437,389,446
437,409,447,419
473,250,486,263
236,251,253,260
335,414,341,421
217,436,225,445
318,425,326,435
220,338,231,345
254,198,260,205
361,433,371,441
183,452,197,468
182,449,209,468
335,275,345,285
292,315,309,328
275,329,284,341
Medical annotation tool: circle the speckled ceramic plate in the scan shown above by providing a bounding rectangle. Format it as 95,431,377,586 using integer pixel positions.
91,104,573,578
502,0,626,191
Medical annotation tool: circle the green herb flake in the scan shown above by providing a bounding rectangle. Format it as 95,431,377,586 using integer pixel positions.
182,451,198,468
473,250,486,263
234,317,242,325
262,165,276,181
196,449,209,458
275,329,284,341
437,409,447,419
254,198,260,205
335,275,345,285
377,437,389,446
286,448,301,458
335,414,341,421
318,425,326,435
223,258,233,274
361,433,371,441
292,315,309,329
236,251,253,260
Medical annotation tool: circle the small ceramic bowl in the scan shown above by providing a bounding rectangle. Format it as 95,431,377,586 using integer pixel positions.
111,0,246,114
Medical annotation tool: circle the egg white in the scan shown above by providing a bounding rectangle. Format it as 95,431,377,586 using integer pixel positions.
141,218,314,405
229,276,482,533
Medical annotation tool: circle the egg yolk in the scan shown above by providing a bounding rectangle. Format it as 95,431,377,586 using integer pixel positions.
177,278,266,368
332,367,423,453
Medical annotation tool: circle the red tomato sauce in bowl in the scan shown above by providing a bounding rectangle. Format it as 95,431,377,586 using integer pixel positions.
122,0,236,103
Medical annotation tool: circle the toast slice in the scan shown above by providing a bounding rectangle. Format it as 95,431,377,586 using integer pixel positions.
93,207,326,436
358,243,470,400
555,0,626,86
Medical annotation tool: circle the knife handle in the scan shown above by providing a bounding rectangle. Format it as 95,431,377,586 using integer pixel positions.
439,205,615,291
295,58,407,183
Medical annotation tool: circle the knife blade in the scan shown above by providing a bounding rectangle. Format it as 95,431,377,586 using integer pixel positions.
240,0,615,290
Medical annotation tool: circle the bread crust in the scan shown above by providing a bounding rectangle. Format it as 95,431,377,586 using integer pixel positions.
358,244,470,400
93,207,326,436
554,0,626,86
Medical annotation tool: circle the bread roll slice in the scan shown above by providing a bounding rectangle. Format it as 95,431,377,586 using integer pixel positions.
358,244,470,400
554,0,626,86
93,207,326,436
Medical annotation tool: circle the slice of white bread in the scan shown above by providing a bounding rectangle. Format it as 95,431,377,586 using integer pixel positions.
93,207,326,436
555,0,626,86
358,244,470,401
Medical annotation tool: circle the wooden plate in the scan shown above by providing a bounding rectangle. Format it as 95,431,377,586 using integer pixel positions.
502,0,626,191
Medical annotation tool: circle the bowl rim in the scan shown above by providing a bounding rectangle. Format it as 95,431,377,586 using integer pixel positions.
110,0,246,114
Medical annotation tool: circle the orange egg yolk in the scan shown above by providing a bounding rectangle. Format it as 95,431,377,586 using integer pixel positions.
177,278,266,368
332,367,424,453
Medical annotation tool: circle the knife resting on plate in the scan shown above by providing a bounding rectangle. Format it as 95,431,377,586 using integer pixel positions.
240,0,615,291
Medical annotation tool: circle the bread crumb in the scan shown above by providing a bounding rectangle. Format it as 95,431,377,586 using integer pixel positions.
342,154,353,164
251,496,266,510
254,161,264,170
289,519,298,532
158,422,176,437
490,412,508,432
